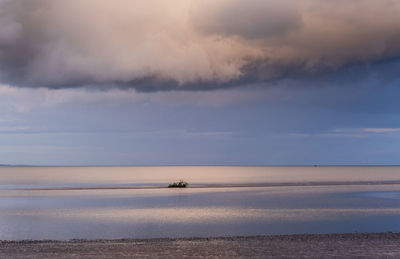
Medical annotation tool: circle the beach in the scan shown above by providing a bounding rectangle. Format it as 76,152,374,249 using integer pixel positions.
1,233,400,258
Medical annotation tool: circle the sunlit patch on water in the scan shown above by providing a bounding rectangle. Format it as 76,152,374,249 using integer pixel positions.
2,207,400,223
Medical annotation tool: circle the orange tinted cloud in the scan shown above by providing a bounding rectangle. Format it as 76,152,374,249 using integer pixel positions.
0,0,400,90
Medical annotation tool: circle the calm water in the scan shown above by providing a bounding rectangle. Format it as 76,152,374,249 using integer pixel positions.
1,166,400,240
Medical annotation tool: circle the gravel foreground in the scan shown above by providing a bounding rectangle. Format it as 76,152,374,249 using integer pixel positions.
1,233,400,258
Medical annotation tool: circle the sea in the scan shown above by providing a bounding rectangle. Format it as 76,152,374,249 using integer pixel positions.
1,166,400,240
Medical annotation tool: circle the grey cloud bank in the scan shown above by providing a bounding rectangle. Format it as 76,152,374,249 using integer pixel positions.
0,0,400,90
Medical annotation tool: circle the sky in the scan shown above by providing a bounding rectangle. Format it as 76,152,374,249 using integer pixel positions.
0,0,400,165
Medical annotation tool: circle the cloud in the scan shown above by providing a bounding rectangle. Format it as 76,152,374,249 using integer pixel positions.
0,0,22,45
362,128,400,133
0,82,272,114
290,128,400,138
1,0,400,91
191,0,302,39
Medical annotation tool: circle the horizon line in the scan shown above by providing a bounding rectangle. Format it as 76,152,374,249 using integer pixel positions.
1,164,400,167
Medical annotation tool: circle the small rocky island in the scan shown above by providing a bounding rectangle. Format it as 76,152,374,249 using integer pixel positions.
168,180,188,188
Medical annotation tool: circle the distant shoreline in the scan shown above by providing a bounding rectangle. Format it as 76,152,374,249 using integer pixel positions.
2,165,400,167
1,233,400,258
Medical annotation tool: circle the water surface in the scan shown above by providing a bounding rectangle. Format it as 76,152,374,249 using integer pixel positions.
1,166,400,240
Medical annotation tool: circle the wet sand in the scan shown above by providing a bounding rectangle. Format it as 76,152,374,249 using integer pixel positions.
1,233,400,258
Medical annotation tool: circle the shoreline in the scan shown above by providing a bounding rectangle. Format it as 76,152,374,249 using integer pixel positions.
2,232,400,244
2,233,400,258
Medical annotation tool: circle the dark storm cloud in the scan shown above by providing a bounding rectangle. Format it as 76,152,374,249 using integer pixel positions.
0,0,400,91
